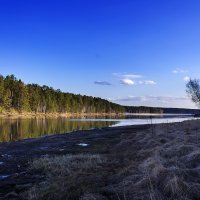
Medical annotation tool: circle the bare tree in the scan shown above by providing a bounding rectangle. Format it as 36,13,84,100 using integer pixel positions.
186,79,200,107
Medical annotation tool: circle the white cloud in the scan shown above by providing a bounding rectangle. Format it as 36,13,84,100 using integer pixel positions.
172,68,188,74
122,80,156,86
94,81,111,86
183,76,190,82
113,72,156,86
120,78,135,85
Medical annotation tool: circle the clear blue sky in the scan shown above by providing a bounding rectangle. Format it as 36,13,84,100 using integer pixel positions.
1,0,200,108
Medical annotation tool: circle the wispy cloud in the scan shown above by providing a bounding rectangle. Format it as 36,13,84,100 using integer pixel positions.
94,81,112,86
138,80,156,85
172,68,188,74
122,74,143,79
110,95,189,102
113,73,143,79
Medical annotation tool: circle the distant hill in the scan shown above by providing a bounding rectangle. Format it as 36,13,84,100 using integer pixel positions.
124,106,200,115
162,107,200,114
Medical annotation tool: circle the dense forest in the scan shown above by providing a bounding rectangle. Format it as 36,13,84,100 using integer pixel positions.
0,75,125,114
124,106,163,114
125,106,200,114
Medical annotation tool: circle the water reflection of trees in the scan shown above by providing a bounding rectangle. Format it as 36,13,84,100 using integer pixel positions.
0,118,118,142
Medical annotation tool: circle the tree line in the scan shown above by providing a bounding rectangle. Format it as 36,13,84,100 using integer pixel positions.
0,75,125,114
1,74,197,115
124,106,199,114
124,106,163,114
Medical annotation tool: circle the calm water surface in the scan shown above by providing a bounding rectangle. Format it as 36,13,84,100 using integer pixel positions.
0,115,195,142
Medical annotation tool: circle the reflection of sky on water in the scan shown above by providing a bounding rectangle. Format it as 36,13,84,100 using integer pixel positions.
70,115,196,127
111,117,197,127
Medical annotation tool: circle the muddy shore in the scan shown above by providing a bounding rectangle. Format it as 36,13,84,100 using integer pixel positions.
1,119,200,199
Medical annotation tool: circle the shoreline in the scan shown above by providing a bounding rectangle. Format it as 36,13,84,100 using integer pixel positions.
0,111,194,119
0,112,126,119
1,119,200,199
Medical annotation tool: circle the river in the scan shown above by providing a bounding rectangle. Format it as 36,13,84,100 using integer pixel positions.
0,114,196,142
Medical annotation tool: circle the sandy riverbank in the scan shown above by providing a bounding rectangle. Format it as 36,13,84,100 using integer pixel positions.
0,112,125,119
1,119,200,199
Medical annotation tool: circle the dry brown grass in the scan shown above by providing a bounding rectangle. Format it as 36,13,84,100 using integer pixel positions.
31,154,106,176
23,154,107,200
20,120,200,200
